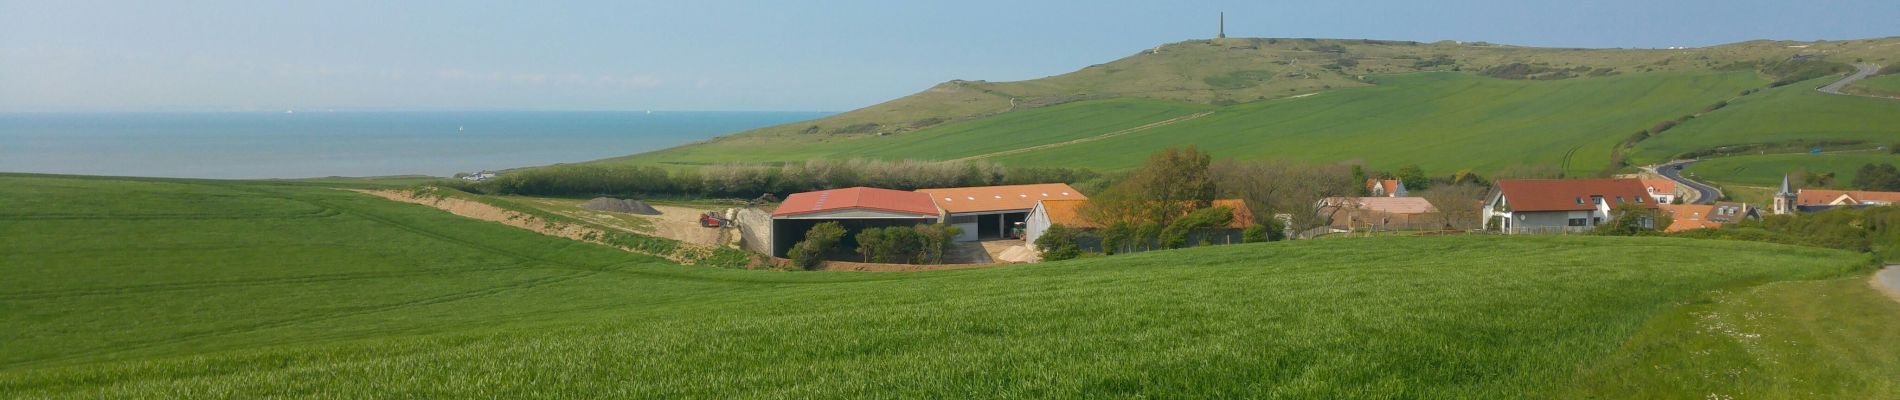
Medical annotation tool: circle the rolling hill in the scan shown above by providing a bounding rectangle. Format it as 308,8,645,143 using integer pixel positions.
4,174,1897,398
595,36,1900,177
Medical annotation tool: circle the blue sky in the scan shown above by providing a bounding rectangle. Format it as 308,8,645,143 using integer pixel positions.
2,0,1896,112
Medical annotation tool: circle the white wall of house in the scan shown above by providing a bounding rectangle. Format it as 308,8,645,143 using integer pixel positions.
1483,192,1621,234
1023,203,1052,248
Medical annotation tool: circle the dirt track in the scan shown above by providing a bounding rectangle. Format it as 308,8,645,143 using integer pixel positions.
1876,265,1900,304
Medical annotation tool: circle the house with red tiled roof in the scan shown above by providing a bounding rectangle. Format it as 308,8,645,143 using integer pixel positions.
769,187,941,257
1658,202,1756,232
1641,179,1681,204
1771,174,1900,214
1481,178,1659,234
1366,179,1407,197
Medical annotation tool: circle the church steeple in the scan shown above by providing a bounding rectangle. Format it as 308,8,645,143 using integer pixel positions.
1773,174,1797,215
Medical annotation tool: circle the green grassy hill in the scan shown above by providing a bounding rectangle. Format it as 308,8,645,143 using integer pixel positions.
5,174,1896,398
1631,76,1900,164
1687,152,1900,188
1850,72,1900,96
593,36,1900,177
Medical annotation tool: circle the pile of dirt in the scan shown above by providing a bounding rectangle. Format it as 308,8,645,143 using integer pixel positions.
580,197,661,215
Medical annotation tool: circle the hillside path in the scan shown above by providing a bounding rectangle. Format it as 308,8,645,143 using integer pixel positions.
951,111,1214,161
1818,63,1881,95
1877,265,1900,304
1650,160,1722,204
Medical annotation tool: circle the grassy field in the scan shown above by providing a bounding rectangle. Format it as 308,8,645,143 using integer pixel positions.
603,98,1211,166
1849,73,1900,96
1631,76,1900,164
617,71,1759,176
3,174,1894,398
1686,152,1900,187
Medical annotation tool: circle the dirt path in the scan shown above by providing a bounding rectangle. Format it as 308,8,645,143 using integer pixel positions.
641,205,726,246
1819,63,1882,96
1875,265,1900,304
351,189,746,267
951,111,1214,162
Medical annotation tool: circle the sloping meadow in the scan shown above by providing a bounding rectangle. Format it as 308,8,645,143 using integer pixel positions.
0,174,1878,398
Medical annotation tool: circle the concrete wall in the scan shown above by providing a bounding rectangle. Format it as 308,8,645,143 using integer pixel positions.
734,207,773,255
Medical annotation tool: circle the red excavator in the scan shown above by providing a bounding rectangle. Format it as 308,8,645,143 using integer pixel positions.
698,211,726,228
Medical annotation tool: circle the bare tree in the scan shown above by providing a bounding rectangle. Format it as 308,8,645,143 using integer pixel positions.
1211,160,1359,238
1420,183,1490,230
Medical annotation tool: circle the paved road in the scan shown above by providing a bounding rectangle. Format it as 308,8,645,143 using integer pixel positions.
1878,265,1900,302
1655,160,1722,204
1819,63,1880,95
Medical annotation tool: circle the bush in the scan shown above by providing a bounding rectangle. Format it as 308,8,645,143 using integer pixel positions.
1243,224,1270,243
1034,224,1083,261
1593,203,1671,236
791,222,845,270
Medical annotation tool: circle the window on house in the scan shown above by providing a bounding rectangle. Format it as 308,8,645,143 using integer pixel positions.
1592,217,1603,225
1636,197,1644,203
1567,218,1587,227
1591,195,1604,205
1575,197,1583,205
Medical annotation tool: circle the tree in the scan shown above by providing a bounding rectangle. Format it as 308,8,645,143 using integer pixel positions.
1210,160,1358,238
1420,183,1488,230
854,227,889,263
1593,203,1671,236
1853,163,1900,191
911,224,961,264
1033,224,1082,261
1159,206,1234,249
790,222,846,270
1099,222,1135,255
1395,165,1429,191
1094,146,1215,227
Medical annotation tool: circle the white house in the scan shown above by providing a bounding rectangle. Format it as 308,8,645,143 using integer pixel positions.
1641,178,1680,204
1482,178,1658,234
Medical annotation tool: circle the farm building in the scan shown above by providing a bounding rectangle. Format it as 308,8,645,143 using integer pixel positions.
1023,198,1256,252
1317,197,1440,232
1482,178,1658,234
917,183,1086,242
769,187,941,257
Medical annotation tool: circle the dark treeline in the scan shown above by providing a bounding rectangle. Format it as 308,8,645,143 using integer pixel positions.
444,159,1116,199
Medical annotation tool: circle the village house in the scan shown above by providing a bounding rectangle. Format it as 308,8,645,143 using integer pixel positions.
1366,179,1407,197
1641,178,1680,204
1772,175,1900,215
1482,178,1658,234
1316,196,1440,233
1023,198,1255,252
1657,201,1757,232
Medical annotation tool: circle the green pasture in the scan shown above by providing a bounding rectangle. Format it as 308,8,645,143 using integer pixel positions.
1686,152,1900,187
2,174,1892,398
1632,76,1900,163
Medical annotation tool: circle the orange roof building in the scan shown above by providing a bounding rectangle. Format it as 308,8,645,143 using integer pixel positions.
915,183,1087,242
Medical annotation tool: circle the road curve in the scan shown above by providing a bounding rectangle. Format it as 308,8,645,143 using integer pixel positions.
1655,160,1721,204
1819,63,1880,95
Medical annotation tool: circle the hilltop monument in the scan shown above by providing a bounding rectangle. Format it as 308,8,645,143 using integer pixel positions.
1218,12,1226,39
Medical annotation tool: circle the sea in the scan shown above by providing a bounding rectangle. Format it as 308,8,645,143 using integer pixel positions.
0,111,829,179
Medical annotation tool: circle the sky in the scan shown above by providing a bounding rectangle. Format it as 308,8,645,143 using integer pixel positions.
3,0,1897,112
